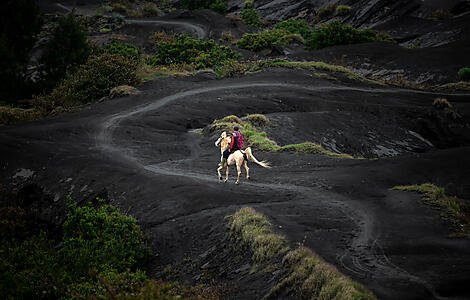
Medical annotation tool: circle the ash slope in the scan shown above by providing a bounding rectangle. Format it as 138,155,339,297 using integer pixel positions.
2,70,470,299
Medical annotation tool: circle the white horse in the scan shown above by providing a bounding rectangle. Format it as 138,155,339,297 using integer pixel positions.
215,131,271,184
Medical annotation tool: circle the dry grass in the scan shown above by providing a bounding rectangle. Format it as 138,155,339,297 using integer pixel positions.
280,142,354,159
0,106,43,126
392,184,470,237
265,247,376,300
242,114,270,128
433,98,452,110
226,207,290,264
109,85,139,98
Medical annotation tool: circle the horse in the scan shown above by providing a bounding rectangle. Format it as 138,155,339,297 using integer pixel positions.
215,131,271,184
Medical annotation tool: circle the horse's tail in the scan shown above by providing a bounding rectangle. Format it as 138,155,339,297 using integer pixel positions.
244,147,271,168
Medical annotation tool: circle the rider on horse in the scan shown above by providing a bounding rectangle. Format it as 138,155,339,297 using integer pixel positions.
221,126,244,166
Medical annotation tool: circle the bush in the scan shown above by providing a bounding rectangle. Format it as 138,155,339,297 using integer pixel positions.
101,40,141,60
241,8,261,27
305,20,390,50
336,5,351,16
182,0,227,15
237,29,292,51
60,200,150,279
274,19,311,39
458,67,470,81
0,199,152,299
316,4,336,21
40,14,91,90
148,34,241,69
33,53,139,112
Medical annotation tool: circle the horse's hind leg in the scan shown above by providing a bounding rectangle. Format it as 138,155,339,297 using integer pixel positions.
224,166,229,183
244,161,250,180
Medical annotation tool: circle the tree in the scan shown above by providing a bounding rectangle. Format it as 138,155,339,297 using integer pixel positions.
40,14,91,91
0,0,42,104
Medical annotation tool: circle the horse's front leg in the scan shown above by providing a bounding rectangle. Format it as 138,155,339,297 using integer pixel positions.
217,165,223,181
244,161,250,180
235,162,242,184
224,166,229,183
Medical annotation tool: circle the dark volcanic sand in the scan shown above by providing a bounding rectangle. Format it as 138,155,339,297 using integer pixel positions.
6,2,470,299
2,69,470,299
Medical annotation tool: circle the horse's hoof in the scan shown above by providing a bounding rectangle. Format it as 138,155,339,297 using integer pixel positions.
224,180,228,183
247,176,250,180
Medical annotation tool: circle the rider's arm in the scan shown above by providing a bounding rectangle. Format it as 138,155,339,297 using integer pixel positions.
230,135,235,150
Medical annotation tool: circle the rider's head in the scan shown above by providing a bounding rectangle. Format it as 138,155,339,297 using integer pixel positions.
233,126,239,131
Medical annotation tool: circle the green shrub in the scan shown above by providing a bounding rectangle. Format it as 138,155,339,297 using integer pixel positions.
0,234,65,299
305,20,390,50
241,8,261,27
274,19,311,39
142,1,161,16
101,40,141,60
316,4,336,21
237,29,292,51
458,67,470,81
61,200,150,276
148,34,241,69
336,5,351,15
182,0,227,15
40,14,91,90
33,53,139,112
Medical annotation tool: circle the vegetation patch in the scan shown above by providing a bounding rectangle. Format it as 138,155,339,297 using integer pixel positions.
265,247,377,300
274,19,311,39
227,207,290,264
392,184,470,238
103,0,161,17
0,106,43,126
182,0,227,15
336,5,352,16
241,7,262,27
226,207,376,299
280,142,354,158
270,60,383,85
305,20,393,50
147,33,241,69
211,114,354,158
433,98,452,110
0,194,222,299
458,67,470,81
316,4,337,21
237,29,295,51
32,52,139,114
429,9,452,21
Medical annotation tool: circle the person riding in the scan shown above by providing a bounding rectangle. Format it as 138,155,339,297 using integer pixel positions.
221,126,244,166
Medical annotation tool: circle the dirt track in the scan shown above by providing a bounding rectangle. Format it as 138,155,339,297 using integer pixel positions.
2,68,470,299
5,2,470,299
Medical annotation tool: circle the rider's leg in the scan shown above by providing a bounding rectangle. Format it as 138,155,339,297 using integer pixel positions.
220,149,229,166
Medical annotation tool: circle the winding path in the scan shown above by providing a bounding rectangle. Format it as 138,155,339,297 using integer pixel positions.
95,81,469,298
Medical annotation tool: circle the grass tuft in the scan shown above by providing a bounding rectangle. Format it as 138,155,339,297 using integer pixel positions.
392,184,470,238
227,207,290,264
211,115,354,158
265,247,376,300
433,98,452,110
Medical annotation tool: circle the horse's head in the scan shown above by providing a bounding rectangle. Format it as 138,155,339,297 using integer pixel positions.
215,131,228,147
